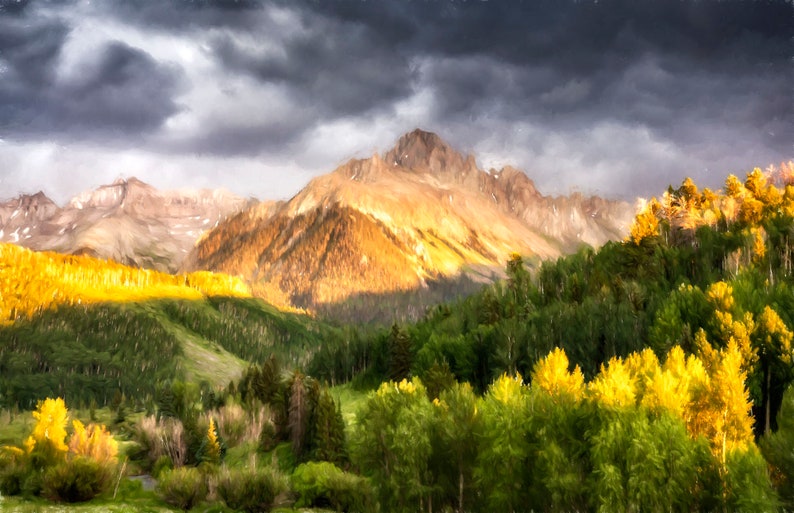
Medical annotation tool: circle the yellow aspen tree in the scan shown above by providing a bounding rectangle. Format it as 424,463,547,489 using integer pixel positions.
628,198,661,244
690,339,754,460
205,418,222,464
587,357,637,408
25,397,69,455
69,420,118,465
625,348,660,402
531,348,584,401
755,305,794,433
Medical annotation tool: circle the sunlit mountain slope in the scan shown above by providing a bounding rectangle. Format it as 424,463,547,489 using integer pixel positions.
185,130,634,316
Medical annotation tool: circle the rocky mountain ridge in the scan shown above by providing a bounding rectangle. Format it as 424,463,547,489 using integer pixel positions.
183,129,635,318
0,178,250,273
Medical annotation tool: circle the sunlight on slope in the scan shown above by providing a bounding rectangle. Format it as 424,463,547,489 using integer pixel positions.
0,243,250,325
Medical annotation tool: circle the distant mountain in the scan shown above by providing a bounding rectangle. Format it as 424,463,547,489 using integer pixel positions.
184,129,634,319
0,178,251,273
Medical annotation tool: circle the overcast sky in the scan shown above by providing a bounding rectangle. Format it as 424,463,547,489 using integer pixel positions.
0,0,791,204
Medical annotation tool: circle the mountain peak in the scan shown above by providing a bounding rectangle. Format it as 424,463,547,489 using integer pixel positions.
385,129,469,173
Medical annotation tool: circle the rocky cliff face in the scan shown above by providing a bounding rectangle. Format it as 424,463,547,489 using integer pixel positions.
0,178,250,273
184,129,635,315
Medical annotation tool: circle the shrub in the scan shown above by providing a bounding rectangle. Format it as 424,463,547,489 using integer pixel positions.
157,466,208,511
133,415,187,469
41,456,112,503
259,419,278,452
151,454,174,478
292,461,374,512
0,461,27,496
216,466,289,512
0,447,27,496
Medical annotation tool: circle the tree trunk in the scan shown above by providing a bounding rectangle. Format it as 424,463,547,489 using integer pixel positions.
765,365,772,434
458,470,464,513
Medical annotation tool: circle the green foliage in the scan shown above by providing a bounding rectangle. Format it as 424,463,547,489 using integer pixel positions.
761,385,794,508
587,409,709,513
722,446,780,511
215,465,289,513
420,360,456,400
41,456,112,503
310,389,347,465
351,378,433,513
156,466,208,511
475,374,532,512
0,296,334,411
387,323,413,381
292,461,374,512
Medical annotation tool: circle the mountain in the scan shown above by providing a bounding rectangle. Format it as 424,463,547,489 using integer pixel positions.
0,178,251,273
184,129,634,319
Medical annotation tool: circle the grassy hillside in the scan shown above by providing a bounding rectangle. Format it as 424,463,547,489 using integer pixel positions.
0,244,334,410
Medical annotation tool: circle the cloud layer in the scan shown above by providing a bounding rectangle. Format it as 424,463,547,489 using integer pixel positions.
0,0,791,203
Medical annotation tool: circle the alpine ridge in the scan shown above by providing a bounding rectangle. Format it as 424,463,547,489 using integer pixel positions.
0,178,250,273
183,129,635,321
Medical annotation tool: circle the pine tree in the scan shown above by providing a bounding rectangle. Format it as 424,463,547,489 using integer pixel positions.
288,371,309,458
310,389,346,464
388,323,413,381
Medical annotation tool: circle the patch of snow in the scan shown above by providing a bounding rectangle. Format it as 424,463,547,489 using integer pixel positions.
10,209,19,220
202,219,210,225
22,226,29,235
0,229,4,238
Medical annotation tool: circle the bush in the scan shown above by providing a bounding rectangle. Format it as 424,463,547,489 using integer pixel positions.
292,461,374,512
151,454,174,478
157,466,209,511
41,456,113,502
216,466,289,512
133,416,187,470
0,461,27,496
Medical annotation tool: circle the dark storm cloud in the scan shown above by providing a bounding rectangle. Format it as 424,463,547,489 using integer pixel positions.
0,0,791,203
209,8,416,118
0,10,182,140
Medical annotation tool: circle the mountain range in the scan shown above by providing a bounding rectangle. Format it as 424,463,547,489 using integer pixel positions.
0,178,250,273
1,130,634,320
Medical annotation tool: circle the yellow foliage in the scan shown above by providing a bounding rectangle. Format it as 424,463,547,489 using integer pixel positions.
628,198,661,244
397,378,418,395
587,357,636,408
757,306,793,363
490,373,525,406
532,347,584,401
26,397,69,454
707,281,734,312
625,348,660,399
0,242,251,325
69,420,118,465
690,341,755,460
205,418,222,464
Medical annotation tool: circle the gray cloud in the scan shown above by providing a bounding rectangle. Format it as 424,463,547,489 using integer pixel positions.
0,0,791,203
0,9,182,141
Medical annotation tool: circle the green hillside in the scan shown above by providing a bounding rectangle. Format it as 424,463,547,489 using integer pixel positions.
0,243,335,410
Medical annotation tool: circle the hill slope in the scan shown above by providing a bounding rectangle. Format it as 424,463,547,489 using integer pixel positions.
0,243,332,409
185,129,634,318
